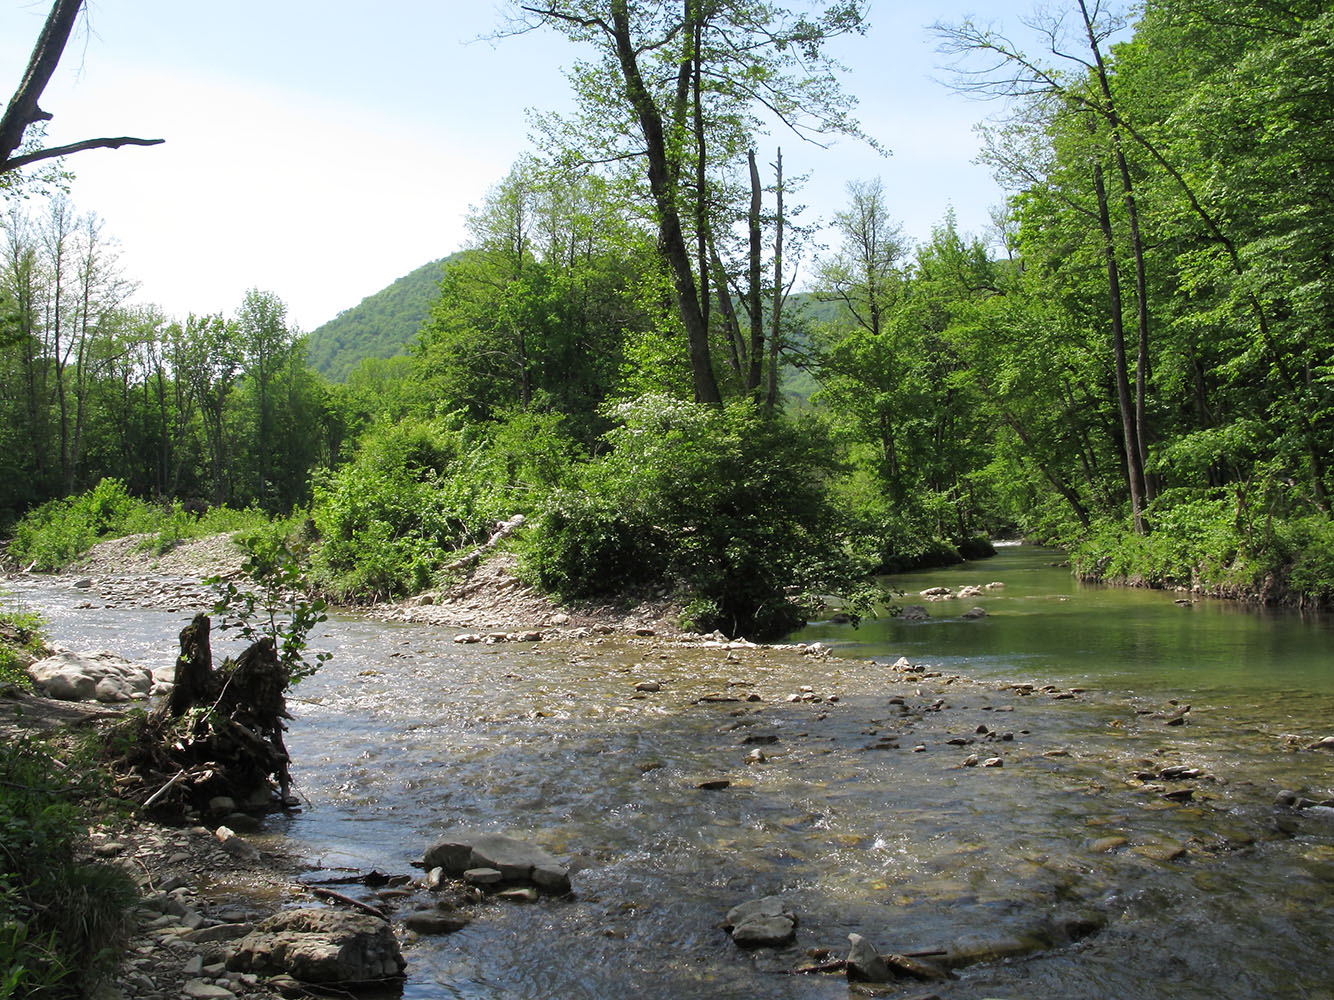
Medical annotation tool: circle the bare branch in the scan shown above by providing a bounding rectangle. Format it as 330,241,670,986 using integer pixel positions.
5,135,164,172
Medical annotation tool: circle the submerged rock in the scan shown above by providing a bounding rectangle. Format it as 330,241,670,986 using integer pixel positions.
423,832,572,894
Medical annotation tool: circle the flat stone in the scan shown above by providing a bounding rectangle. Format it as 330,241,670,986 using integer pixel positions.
464,867,503,885
404,910,470,934
731,914,795,948
181,981,235,999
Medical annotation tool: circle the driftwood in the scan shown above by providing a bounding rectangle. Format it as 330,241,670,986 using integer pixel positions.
124,613,294,817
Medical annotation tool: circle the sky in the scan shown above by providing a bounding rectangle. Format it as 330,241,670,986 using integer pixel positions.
0,1,1043,331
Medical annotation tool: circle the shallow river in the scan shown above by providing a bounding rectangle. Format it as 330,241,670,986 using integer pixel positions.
7,546,1334,999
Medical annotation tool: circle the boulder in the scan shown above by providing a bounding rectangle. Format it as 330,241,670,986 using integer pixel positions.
28,648,152,702
898,605,930,622
226,909,404,985
424,832,572,894
724,896,797,949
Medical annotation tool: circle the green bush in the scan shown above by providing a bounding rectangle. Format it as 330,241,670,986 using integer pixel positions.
6,479,278,571
6,478,155,571
0,598,45,692
0,737,137,998
1070,484,1334,607
523,395,873,639
311,411,578,601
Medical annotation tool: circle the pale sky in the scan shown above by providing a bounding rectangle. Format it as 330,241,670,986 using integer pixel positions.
0,1,1045,331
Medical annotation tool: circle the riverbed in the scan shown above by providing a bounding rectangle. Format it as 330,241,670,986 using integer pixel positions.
6,546,1333,999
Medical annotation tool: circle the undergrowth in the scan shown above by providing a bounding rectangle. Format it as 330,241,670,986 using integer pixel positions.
0,736,138,998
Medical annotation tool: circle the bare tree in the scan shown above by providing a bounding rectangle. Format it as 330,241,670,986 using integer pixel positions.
0,0,163,177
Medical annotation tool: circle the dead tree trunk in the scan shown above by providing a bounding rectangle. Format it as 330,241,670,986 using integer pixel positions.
131,614,294,817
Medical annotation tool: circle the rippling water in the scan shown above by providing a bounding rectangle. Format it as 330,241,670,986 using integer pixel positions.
7,549,1332,999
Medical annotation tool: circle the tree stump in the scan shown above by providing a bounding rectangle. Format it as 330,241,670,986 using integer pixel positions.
131,614,295,816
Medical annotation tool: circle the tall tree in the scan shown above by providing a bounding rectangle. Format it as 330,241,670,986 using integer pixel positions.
509,0,871,403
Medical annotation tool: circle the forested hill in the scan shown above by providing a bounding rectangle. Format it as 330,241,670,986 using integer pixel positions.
306,253,463,381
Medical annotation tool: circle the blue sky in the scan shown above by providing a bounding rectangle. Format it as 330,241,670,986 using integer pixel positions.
0,1,1049,330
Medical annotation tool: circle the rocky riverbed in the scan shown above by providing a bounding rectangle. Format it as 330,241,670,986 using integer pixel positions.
7,535,1334,999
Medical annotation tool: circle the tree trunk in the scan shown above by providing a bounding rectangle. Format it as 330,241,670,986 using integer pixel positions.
746,149,764,394
1091,157,1147,533
610,1,721,404
766,148,784,410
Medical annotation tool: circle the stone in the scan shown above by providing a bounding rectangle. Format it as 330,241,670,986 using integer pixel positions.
847,933,891,982
635,680,662,692
887,953,948,981
725,897,797,949
731,915,796,948
182,981,234,999
28,648,152,702
187,923,255,944
423,832,571,893
898,605,930,622
404,909,470,934
961,606,987,620
215,826,260,861
982,757,1004,768
464,868,503,886
226,909,405,984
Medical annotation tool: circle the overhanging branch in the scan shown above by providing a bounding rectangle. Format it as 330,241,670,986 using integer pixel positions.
4,135,164,172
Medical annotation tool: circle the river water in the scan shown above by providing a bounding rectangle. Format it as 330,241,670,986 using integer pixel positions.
6,546,1333,999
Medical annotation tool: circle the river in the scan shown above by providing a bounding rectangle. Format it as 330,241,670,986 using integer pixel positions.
6,545,1333,999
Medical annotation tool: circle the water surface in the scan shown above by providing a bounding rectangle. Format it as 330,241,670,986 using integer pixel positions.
6,553,1332,1000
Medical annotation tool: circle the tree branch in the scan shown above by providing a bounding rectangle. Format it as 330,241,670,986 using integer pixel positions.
5,135,165,172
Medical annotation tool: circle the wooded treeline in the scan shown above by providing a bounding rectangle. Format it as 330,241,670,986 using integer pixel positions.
3,0,1331,628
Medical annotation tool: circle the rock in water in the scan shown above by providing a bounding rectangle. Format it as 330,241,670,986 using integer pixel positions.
423,832,572,894
724,896,797,948
226,909,404,984
847,932,891,982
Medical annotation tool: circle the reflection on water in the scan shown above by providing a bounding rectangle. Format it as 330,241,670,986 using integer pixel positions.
6,554,1333,1000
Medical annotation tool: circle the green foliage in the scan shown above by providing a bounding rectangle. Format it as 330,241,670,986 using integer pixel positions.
0,737,137,999
209,531,330,685
523,395,874,639
311,411,578,601
6,478,155,570
0,597,44,692
1072,481,1334,607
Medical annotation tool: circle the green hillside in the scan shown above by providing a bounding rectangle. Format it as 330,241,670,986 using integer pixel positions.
306,254,461,381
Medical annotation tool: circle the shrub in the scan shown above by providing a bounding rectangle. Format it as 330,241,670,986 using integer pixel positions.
311,411,579,601
6,478,155,571
0,597,45,692
523,395,874,639
0,737,137,998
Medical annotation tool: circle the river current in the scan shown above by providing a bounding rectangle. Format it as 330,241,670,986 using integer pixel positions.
7,546,1332,999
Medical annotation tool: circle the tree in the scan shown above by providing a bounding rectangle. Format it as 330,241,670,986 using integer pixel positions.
508,0,872,403
0,0,162,179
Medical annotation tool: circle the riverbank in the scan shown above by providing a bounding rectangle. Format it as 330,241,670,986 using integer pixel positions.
1069,514,1334,612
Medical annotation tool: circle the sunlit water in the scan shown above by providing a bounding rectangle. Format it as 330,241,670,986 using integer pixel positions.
6,547,1332,999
